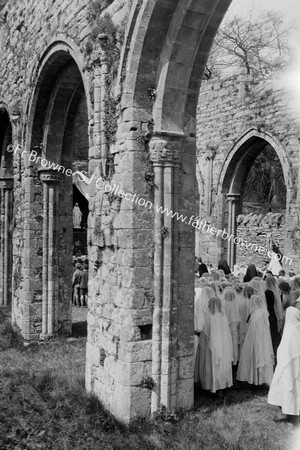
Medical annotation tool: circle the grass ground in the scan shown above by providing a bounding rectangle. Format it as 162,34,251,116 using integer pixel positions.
0,307,294,450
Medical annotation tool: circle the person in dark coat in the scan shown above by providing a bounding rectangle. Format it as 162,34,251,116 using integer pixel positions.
218,259,231,276
243,264,258,283
198,258,208,277
265,276,284,361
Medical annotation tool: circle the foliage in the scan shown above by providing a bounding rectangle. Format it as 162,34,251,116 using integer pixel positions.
13,256,23,291
145,166,155,192
144,290,155,310
104,94,118,143
0,312,23,351
86,4,126,145
146,87,157,104
144,147,156,193
99,347,106,366
142,377,155,390
161,226,169,240
205,10,294,80
153,405,179,424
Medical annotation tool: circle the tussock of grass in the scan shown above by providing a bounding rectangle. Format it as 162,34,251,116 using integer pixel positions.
0,308,23,351
0,365,152,449
0,310,293,449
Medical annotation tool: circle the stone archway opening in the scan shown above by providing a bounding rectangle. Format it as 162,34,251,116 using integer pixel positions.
222,135,287,270
16,49,89,339
0,106,13,307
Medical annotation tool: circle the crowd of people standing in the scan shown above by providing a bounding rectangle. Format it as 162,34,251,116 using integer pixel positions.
194,257,300,424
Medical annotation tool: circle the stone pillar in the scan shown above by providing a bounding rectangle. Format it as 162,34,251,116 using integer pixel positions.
92,34,108,176
149,133,182,413
226,193,240,269
0,177,13,306
38,169,61,338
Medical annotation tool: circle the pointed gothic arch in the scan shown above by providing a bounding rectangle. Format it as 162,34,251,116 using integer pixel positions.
218,129,290,267
13,42,91,339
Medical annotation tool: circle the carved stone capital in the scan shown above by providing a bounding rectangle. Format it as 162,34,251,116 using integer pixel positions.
0,177,13,189
38,168,61,184
149,137,182,165
226,193,240,203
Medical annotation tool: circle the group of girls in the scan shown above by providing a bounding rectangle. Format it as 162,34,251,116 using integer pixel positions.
194,264,300,399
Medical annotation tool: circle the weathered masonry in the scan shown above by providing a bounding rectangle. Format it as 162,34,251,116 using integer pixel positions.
196,73,300,271
2,0,281,423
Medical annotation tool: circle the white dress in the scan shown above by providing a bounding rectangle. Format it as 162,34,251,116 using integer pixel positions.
198,311,233,392
194,286,215,378
268,307,300,415
238,295,250,352
224,299,241,364
267,253,282,276
237,308,274,385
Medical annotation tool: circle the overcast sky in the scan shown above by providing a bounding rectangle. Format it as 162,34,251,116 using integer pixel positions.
228,0,300,28
227,0,300,52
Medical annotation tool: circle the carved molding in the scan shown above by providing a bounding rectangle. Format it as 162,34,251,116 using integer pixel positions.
149,138,182,165
38,169,61,184
0,177,13,189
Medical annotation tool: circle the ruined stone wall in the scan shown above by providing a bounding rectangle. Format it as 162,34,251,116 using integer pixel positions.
0,0,130,337
1,0,152,421
236,212,285,269
0,0,231,422
196,73,300,270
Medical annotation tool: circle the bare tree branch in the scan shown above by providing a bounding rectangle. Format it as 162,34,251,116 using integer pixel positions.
205,10,292,80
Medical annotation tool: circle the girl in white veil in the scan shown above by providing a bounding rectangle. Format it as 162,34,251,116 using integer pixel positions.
194,285,215,378
198,296,233,393
195,285,215,334
249,279,266,302
268,307,300,421
237,295,274,385
223,288,241,365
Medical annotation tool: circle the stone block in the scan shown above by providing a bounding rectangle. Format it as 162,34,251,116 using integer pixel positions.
118,340,152,363
176,378,194,411
86,341,101,367
177,333,194,358
111,381,151,422
178,356,194,380
104,355,152,386
114,287,146,309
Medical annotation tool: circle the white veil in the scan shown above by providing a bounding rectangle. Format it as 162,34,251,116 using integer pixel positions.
276,307,300,374
194,286,215,332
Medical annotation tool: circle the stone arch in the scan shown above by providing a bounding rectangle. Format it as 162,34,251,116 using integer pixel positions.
87,0,232,423
219,129,291,196
25,40,91,154
13,42,90,339
120,0,231,133
0,104,13,306
217,129,290,267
